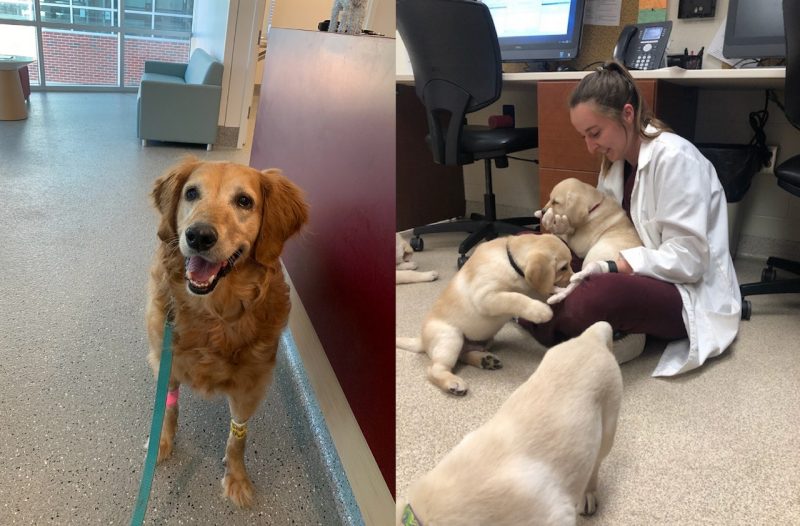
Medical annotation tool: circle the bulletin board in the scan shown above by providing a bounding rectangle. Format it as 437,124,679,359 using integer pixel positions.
573,0,641,70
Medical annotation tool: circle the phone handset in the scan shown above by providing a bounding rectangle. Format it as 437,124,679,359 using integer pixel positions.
613,25,638,63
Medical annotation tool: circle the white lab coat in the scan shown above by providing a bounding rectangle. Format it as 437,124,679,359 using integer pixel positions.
597,127,741,376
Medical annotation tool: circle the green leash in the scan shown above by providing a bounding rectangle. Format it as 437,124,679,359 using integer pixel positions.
131,320,174,526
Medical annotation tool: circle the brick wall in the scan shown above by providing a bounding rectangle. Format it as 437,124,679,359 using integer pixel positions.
25,31,189,87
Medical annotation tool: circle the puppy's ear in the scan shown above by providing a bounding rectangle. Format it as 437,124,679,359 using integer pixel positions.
254,169,309,265
151,156,199,242
525,252,557,297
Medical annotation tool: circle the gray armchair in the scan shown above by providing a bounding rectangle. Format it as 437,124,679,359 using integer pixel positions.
137,48,224,150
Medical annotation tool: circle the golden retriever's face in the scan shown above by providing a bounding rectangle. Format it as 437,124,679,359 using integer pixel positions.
176,165,263,294
542,178,601,228
152,158,309,296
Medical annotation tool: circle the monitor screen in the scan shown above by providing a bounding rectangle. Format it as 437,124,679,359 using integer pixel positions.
486,0,587,63
723,0,786,60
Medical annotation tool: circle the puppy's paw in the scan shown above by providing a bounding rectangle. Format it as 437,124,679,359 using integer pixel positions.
446,379,468,396
222,472,255,508
581,491,598,516
480,354,502,370
524,303,554,324
424,270,438,281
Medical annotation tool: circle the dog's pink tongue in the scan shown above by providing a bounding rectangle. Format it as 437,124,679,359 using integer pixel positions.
186,256,223,282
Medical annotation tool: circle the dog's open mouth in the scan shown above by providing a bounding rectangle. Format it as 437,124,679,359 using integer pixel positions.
184,249,242,295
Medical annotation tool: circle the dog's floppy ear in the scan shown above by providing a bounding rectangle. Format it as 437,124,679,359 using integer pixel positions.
151,156,200,242
525,251,557,297
253,169,309,265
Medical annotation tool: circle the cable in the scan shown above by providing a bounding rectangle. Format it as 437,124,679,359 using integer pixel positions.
766,89,800,132
507,155,538,164
748,90,771,168
581,61,605,71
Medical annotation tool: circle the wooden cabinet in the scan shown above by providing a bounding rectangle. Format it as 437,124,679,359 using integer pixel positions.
536,80,698,207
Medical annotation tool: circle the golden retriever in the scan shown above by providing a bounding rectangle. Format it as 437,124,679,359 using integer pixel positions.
145,157,308,507
541,177,642,266
396,234,572,395
396,233,438,284
397,321,623,526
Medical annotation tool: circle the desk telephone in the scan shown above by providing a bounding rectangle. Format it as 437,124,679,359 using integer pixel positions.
613,21,672,70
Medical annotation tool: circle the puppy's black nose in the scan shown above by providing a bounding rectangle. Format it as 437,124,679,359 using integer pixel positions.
185,223,218,252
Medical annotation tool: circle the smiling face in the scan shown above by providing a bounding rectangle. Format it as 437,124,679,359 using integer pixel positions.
175,164,264,295
570,101,639,165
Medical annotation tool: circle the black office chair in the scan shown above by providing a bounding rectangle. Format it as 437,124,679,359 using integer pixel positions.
739,0,800,320
397,0,539,268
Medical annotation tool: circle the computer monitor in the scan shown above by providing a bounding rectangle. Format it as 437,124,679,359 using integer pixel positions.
485,0,586,64
723,0,786,60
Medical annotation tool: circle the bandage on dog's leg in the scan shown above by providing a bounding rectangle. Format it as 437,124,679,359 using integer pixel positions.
166,387,179,408
230,419,248,440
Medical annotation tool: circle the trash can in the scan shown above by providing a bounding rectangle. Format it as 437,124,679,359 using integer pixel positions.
696,143,764,256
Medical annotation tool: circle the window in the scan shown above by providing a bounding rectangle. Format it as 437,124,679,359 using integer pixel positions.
0,0,193,89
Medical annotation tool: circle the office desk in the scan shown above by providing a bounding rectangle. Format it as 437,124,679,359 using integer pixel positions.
396,66,786,89
0,55,34,120
397,66,786,209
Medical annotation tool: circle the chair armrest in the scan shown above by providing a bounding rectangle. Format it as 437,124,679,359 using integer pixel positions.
143,60,187,77
140,80,221,102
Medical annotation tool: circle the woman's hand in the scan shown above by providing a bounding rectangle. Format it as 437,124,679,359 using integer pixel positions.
534,208,573,235
547,257,632,304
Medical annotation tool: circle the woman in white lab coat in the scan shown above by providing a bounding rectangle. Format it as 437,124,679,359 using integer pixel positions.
526,61,741,376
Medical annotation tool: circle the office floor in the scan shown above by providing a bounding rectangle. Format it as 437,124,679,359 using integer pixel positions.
0,93,351,524
396,231,800,525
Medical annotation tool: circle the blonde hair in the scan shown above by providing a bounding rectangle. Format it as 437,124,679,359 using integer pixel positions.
569,61,671,172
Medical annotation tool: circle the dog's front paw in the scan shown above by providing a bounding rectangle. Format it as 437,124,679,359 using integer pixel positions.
581,491,598,516
156,436,174,464
222,472,255,508
480,354,502,370
524,303,554,324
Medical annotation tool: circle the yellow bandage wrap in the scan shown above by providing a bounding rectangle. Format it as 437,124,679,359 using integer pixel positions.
230,419,248,440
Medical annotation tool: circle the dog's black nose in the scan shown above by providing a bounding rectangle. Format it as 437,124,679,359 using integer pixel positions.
185,223,217,251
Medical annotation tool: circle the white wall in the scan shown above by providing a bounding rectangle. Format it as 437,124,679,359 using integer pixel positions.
194,0,266,148
272,0,392,33
192,0,231,126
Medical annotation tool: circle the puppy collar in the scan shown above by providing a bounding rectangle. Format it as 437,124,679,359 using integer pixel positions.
588,196,604,215
506,242,525,278
401,503,423,526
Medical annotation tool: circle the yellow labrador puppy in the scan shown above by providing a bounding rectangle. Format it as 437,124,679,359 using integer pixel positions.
397,321,622,526
541,177,642,265
540,178,647,363
396,233,438,284
396,234,572,395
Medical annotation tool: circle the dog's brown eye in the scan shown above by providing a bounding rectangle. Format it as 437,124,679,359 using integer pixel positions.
185,187,199,201
236,194,253,209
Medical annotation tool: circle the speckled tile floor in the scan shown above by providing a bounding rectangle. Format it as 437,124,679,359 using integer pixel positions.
0,93,357,525
396,231,800,525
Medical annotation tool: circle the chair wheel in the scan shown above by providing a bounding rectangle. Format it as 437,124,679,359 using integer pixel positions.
761,267,777,282
410,236,424,252
741,299,751,320
457,255,468,269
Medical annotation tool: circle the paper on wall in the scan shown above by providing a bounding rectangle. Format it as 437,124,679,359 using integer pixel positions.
584,0,621,26
708,18,738,66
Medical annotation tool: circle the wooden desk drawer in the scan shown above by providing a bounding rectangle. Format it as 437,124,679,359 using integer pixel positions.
537,80,657,171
